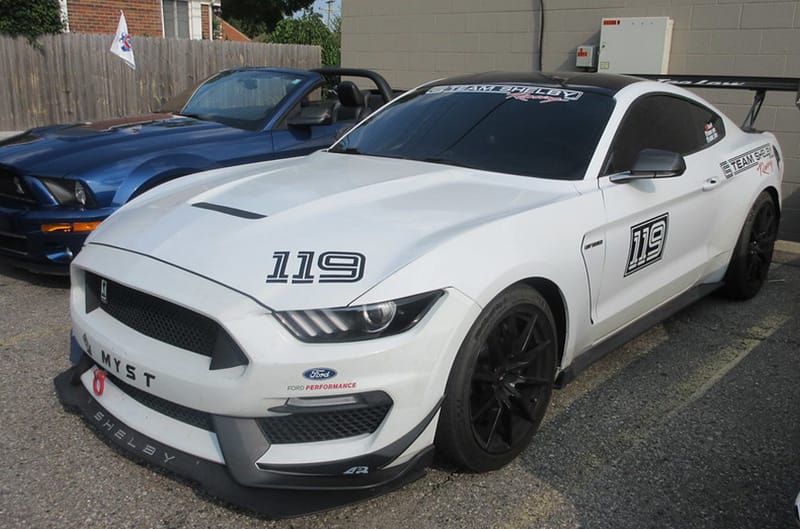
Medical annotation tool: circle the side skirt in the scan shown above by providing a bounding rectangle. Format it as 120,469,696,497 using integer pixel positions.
555,281,723,388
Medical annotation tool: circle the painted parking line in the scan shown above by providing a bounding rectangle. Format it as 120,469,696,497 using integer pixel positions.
655,311,790,426
546,325,670,424
488,310,790,529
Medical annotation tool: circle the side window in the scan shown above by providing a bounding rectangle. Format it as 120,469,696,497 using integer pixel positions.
603,95,725,175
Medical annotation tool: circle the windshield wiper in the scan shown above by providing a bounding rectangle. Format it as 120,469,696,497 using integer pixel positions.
421,157,470,168
177,112,206,120
332,147,363,155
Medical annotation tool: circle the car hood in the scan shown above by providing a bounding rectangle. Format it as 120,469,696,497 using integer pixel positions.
88,152,577,310
0,115,252,176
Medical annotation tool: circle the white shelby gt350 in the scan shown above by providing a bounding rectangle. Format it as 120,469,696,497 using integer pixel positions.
56,72,795,516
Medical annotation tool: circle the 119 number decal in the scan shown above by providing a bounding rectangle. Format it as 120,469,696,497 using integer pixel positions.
625,213,668,276
266,251,365,284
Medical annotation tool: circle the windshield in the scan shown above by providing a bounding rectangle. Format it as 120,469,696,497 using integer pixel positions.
174,70,308,131
330,84,615,180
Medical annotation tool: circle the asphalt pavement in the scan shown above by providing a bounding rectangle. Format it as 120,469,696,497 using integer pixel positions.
0,245,798,529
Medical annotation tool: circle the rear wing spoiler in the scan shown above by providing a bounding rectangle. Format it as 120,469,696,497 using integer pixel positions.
635,74,800,131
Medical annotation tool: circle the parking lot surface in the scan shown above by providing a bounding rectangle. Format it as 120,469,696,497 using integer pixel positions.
1,247,798,529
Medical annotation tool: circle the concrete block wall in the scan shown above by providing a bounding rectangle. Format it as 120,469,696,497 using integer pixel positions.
342,0,539,89
342,0,800,241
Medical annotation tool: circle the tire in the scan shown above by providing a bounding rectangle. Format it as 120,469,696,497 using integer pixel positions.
436,284,557,472
722,191,779,300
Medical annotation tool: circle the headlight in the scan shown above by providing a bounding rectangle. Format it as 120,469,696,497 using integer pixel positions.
40,178,95,207
74,181,88,206
274,290,444,342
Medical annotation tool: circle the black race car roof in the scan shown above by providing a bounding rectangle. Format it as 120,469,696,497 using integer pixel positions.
425,71,641,96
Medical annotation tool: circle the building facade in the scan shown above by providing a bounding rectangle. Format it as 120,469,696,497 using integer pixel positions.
59,0,221,40
342,0,800,241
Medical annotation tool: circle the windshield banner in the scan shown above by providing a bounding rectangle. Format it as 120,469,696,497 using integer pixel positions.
427,84,584,103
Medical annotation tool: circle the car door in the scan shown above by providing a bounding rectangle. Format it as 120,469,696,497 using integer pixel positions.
589,94,727,340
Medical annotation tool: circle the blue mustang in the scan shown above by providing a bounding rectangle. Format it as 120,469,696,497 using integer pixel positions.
0,67,393,274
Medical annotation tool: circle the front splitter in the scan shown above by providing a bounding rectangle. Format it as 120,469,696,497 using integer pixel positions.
54,368,433,519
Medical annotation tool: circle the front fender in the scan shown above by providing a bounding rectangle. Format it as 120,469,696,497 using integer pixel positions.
352,198,595,370
112,153,222,205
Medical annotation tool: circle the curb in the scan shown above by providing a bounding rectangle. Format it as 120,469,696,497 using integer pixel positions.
776,240,800,255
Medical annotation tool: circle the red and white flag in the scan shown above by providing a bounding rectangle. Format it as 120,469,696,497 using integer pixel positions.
110,10,135,70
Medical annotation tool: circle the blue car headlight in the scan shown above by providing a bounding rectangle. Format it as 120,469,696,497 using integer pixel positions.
40,178,96,208
274,290,444,342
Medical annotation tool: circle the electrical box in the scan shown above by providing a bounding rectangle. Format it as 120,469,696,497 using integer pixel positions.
576,45,596,69
597,17,673,74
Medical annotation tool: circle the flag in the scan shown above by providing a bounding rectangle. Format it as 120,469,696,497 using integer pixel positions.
110,11,135,70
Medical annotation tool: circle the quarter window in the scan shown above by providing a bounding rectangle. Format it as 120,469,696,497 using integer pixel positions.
603,95,725,175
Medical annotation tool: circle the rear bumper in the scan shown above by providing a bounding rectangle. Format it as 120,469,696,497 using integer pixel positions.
54,363,434,517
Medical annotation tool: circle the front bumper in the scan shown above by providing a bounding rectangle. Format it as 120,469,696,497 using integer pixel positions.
0,205,113,274
61,244,481,514
54,365,434,517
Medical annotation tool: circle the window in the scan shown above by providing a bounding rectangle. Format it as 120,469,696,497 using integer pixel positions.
163,0,190,38
603,94,724,175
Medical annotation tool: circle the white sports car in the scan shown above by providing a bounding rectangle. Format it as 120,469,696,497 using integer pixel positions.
56,72,792,516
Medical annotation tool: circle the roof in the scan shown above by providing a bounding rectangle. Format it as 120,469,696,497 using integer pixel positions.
219,19,251,42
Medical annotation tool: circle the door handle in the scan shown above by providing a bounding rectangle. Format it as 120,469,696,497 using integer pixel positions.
702,177,721,192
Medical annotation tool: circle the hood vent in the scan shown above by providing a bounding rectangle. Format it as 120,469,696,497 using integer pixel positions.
192,202,266,220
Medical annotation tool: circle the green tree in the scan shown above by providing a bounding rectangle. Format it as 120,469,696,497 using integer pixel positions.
0,0,64,42
263,12,340,66
222,0,314,37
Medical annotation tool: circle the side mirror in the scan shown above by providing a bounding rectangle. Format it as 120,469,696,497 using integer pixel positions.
610,149,686,183
287,105,334,128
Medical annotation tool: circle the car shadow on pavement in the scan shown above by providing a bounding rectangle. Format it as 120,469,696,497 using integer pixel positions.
0,264,70,289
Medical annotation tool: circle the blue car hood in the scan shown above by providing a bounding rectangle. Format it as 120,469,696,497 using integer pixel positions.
0,114,254,177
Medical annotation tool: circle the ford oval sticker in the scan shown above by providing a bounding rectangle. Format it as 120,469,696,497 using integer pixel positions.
303,367,337,380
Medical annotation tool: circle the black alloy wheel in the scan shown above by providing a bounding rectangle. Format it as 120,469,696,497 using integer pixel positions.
469,304,554,454
436,285,557,472
723,192,778,300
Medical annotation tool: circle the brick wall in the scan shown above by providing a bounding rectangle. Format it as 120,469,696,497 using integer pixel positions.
342,0,800,241
201,3,210,39
67,0,163,37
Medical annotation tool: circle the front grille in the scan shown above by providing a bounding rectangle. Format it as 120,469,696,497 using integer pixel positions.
0,231,27,255
258,405,391,444
85,272,248,369
106,370,213,431
0,167,38,206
